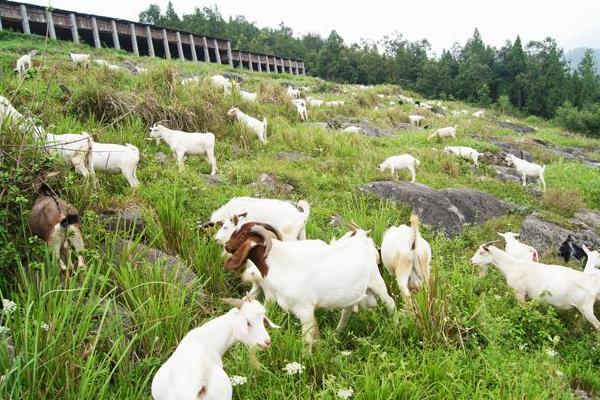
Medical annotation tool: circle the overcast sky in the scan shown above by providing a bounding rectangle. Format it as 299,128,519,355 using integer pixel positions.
27,0,600,54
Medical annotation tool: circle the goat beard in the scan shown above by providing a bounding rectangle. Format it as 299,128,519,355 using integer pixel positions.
248,346,261,369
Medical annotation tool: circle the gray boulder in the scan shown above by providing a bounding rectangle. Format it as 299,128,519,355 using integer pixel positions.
201,174,224,185
489,139,534,163
100,205,145,235
360,181,510,236
114,240,197,286
276,151,310,161
520,212,600,252
249,173,294,195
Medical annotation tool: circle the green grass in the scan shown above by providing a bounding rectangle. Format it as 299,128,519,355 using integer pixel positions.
1,29,600,399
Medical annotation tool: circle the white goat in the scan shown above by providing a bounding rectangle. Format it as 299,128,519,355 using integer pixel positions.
94,59,121,71
427,125,457,141
291,98,306,108
224,224,396,349
582,245,600,300
287,86,301,99
408,115,424,127
443,146,483,166
91,142,140,188
152,298,278,400
181,76,201,85
239,90,257,102
0,96,44,136
45,132,95,178
295,103,308,122
398,95,415,104
495,232,538,267
325,100,345,107
377,154,420,183
471,244,600,330
227,107,267,144
381,214,432,298
148,123,216,175
342,126,361,133
205,197,311,244
505,153,546,191
14,52,34,76
69,52,90,67
210,75,236,94
473,110,485,118
306,97,323,107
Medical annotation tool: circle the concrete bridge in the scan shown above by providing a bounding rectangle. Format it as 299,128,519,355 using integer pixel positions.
0,1,306,74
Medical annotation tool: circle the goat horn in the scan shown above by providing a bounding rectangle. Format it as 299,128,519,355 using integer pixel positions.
254,223,282,241
482,240,501,248
250,225,274,255
221,297,244,309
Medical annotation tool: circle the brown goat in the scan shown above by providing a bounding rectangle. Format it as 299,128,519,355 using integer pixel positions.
27,183,85,270
224,222,279,277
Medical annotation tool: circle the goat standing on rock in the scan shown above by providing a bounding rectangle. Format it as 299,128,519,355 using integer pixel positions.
504,153,546,191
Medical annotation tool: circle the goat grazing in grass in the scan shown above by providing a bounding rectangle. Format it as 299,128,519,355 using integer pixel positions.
427,125,457,141
443,146,483,166
203,197,310,244
227,107,267,144
471,243,600,330
381,214,432,298
91,141,140,188
377,154,420,182
224,223,395,350
28,181,85,271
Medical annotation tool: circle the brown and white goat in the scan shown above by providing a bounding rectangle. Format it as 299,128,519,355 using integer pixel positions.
27,183,85,270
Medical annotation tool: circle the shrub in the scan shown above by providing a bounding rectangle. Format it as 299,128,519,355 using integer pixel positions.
555,102,600,136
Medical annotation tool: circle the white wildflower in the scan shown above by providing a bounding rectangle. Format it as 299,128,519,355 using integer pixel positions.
230,375,247,386
337,388,354,399
2,299,16,315
340,350,352,356
283,362,305,375
0,326,9,334
41,322,50,331
545,349,557,357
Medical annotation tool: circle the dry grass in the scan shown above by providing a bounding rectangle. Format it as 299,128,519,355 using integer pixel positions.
541,187,585,217
257,81,288,104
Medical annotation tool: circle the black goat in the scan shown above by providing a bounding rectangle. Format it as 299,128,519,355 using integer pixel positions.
558,235,587,263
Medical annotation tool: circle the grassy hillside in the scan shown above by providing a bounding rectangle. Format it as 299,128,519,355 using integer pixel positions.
1,30,600,399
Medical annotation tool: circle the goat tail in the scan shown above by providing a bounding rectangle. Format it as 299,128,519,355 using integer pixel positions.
84,133,95,177
125,143,140,154
542,164,546,171
297,200,311,221
263,117,268,139
410,213,420,247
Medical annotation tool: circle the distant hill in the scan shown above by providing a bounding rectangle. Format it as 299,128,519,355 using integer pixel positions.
567,47,600,71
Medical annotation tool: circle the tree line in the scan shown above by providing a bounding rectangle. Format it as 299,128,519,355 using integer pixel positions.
139,2,600,134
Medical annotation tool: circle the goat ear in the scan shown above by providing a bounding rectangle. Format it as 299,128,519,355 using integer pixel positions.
221,298,244,309
582,244,591,255
264,316,280,329
225,238,259,272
